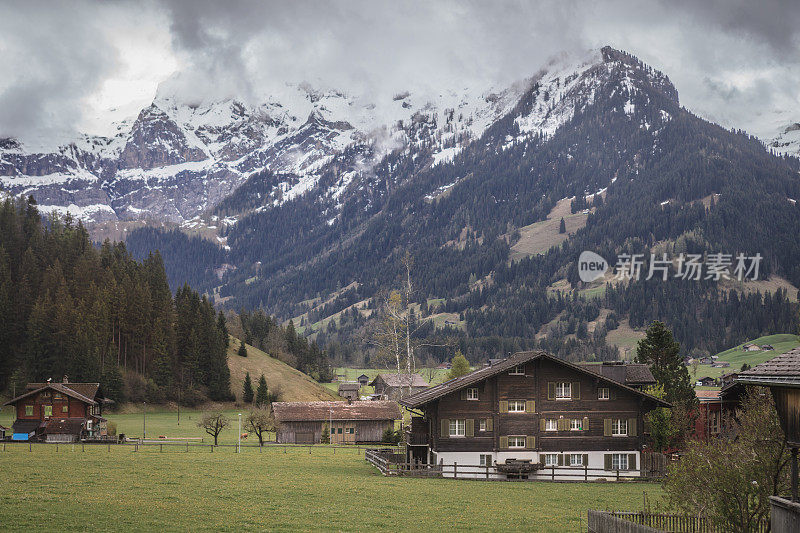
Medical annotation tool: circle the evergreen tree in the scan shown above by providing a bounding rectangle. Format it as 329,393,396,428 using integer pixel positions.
558,217,566,234
635,321,695,404
448,351,471,379
255,373,269,407
242,372,254,403
238,341,248,358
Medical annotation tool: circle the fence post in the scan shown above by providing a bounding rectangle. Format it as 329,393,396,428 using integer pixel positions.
551,466,555,481
56,444,58,453
616,469,619,481
585,464,588,482
108,443,110,452
186,442,189,453
29,442,31,452
82,443,84,452
486,463,490,481
453,462,457,479
160,444,163,453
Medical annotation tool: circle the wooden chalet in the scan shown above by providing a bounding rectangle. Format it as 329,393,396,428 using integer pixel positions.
696,376,716,387
399,351,670,480
370,373,429,401
3,377,109,442
357,374,370,386
273,401,401,444
337,382,361,401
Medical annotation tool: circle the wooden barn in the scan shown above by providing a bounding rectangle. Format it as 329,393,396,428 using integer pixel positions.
370,373,429,401
3,377,110,442
272,401,401,444
337,382,361,401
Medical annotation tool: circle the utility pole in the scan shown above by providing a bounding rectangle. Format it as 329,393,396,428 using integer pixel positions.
238,413,241,453
143,401,146,440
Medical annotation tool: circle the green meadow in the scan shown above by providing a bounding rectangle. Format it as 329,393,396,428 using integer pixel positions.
0,443,660,532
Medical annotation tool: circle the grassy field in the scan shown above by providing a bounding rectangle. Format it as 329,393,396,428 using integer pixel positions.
690,333,800,381
0,444,661,531
227,338,338,403
510,197,589,261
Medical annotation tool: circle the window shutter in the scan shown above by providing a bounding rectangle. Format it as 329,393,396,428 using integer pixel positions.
526,436,535,449
499,400,508,413
628,453,637,471
583,453,589,466
572,382,580,400
604,454,612,470
499,436,508,449
603,418,612,436
610,388,617,400
540,418,546,431
558,454,564,466
486,418,493,432
582,416,590,431
460,389,467,400
628,418,637,437
441,419,449,438
547,382,555,400
525,400,535,413
465,419,474,437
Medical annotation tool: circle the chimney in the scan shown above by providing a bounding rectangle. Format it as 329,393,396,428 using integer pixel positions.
63,375,69,384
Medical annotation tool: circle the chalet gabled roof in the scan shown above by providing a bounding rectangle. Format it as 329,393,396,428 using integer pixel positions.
575,362,656,385
370,373,429,388
27,382,100,401
737,347,800,387
337,382,361,391
398,350,671,409
272,401,401,422
3,383,98,407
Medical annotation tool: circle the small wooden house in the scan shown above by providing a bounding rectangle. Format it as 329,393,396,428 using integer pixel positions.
337,382,361,401
696,376,716,387
370,373,429,401
3,378,109,442
357,374,370,386
273,401,401,444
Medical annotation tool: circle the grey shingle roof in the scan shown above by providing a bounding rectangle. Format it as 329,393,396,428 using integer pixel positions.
3,383,98,407
575,362,656,385
399,350,670,409
370,373,429,388
738,347,800,387
272,401,401,422
337,382,361,391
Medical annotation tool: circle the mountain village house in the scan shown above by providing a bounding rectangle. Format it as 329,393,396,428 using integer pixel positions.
3,378,109,442
337,382,361,401
399,351,669,480
273,401,401,444
370,373,429,401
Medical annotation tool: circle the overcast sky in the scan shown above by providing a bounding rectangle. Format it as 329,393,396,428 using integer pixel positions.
0,0,798,146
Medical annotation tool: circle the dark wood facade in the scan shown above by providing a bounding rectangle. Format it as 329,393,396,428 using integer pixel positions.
400,351,669,476
272,401,401,444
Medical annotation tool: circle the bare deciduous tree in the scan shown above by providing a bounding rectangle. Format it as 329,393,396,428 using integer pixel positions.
246,407,276,446
198,411,230,445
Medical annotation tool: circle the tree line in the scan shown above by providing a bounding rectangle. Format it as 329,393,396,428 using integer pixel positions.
0,196,231,404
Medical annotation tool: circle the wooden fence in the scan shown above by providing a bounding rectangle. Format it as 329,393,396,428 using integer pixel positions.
365,449,659,482
587,510,770,533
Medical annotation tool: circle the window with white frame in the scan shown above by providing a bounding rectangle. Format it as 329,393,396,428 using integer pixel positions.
570,454,583,466
466,388,479,400
508,400,526,412
598,387,610,400
612,418,628,436
545,418,558,431
479,419,486,432
556,382,571,399
544,453,559,466
479,454,492,466
449,419,465,437
508,436,526,448
509,365,525,375
611,453,628,470
25,405,33,416
570,418,582,431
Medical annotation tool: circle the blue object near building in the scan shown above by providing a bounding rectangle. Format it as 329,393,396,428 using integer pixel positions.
12,433,29,441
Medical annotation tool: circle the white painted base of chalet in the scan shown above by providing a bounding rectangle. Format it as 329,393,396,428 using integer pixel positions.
433,450,641,480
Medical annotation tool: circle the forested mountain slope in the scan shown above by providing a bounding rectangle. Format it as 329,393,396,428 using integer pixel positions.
126,47,800,364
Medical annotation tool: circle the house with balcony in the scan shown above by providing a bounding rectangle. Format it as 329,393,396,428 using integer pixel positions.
398,350,669,480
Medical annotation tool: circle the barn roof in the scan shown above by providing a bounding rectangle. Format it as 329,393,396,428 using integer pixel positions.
370,373,429,388
337,382,361,391
738,347,800,387
3,383,98,407
272,401,401,422
399,350,670,409
576,362,655,386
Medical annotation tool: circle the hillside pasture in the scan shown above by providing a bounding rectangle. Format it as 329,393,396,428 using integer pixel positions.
0,443,661,532
509,197,589,261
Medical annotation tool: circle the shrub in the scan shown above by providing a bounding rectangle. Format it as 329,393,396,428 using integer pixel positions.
106,421,117,436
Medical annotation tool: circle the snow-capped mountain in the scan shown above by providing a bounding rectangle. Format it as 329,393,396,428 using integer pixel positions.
767,121,800,156
0,46,687,226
